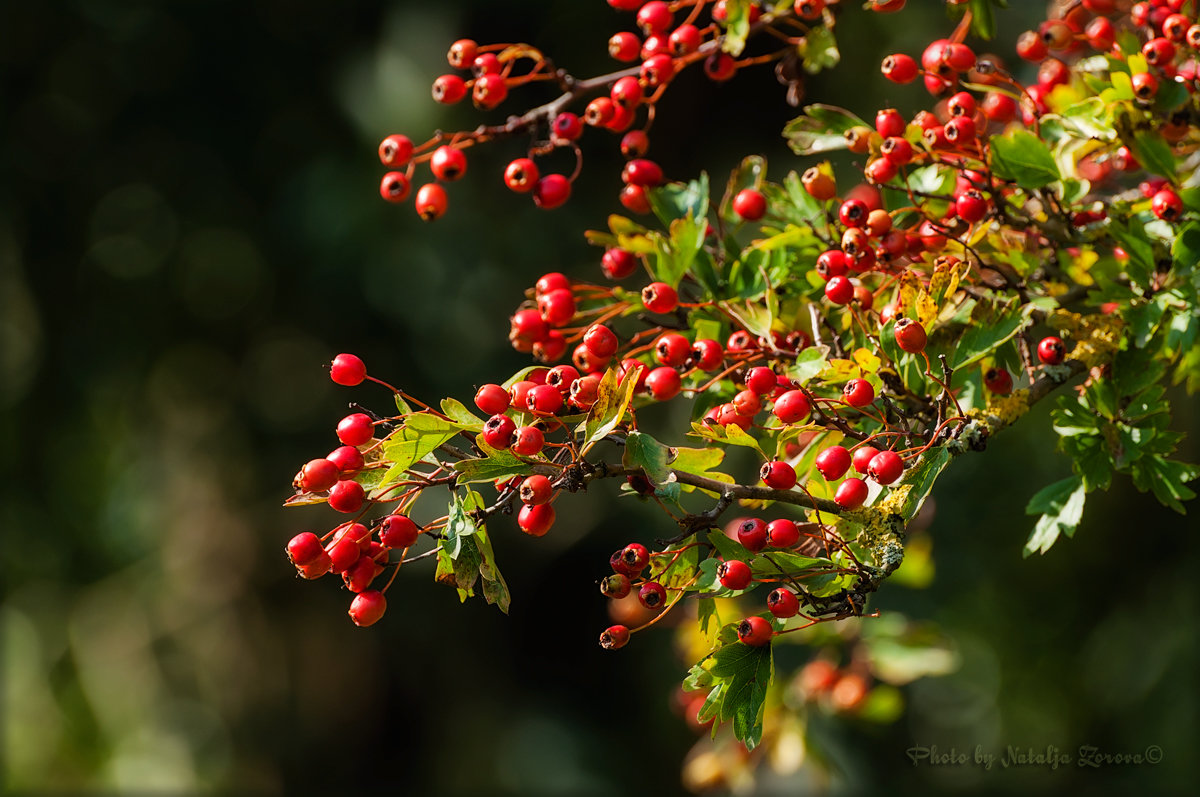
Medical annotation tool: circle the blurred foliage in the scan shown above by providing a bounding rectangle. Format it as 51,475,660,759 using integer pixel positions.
0,0,1196,794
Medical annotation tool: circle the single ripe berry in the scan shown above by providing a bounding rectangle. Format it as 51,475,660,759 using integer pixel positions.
766,518,800,549
348,591,387,627
431,74,467,104
638,581,668,610
825,275,854,305
737,518,768,552
328,480,366,513
1037,336,1066,365
533,174,571,209
1131,71,1158,100
760,460,797,490
517,502,556,536
287,532,325,567
552,112,584,142
867,450,904,485
815,446,851,481
834,477,869,510
767,588,800,618
838,198,869,228
511,425,545,457
584,324,620,359
1151,188,1183,222
526,383,564,416
851,445,879,475
881,53,918,83
655,332,692,367
415,183,448,221
772,390,811,423
599,625,630,650
704,52,737,81
379,171,411,203
475,383,510,415
842,379,875,408
378,134,414,167
984,367,1013,395
601,248,638,280
472,73,508,109
482,414,517,450
519,474,553,505
538,288,576,327
893,317,927,353
690,339,724,372
336,413,374,447
641,282,678,314
330,353,366,386
379,515,420,549
327,445,365,474
622,158,665,187
640,53,675,87
955,190,989,222
600,573,632,599
645,366,682,401
430,145,467,181
298,458,340,492
504,158,540,193
620,543,651,575
732,188,767,221
737,616,774,647
717,559,753,591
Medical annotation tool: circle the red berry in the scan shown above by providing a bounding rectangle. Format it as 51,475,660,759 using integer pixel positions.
825,275,854,305
838,199,869,228
654,332,692,367
378,134,414,167
668,24,701,55
641,282,678,314
609,31,641,63
599,624,630,650
552,112,584,143
600,574,632,599
766,519,800,549
1131,71,1159,100
893,317,927,353
517,502,556,536
415,183,448,221
533,174,571,209
511,425,545,457
348,590,387,627
881,53,918,84
1142,37,1176,67
760,460,797,490
638,580,668,609
940,42,975,72
619,183,651,214
584,325,620,359
327,445,365,474
431,74,467,104
538,288,576,327
1016,30,1048,61
1152,188,1183,222
475,383,510,415
298,458,340,492
430,145,467,181
732,188,767,221
984,367,1013,395
690,339,724,371
745,367,776,395
447,39,477,68
640,53,675,86
834,477,869,510
379,171,411,203
601,248,639,280
482,414,517,450
717,559,753,590
704,52,737,81
569,374,601,409
875,108,905,139
867,450,904,485
504,158,540,193
472,72,508,109
620,543,651,574
816,249,849,280
1037,336,1066,365
737,518,769,552
525,383,564,416
645,366,682,401
772,390,811,423
519,474,553,505
955,189,989,222
767,588,800,618
815,446,852,481
622,158,665,187
379,515,420,549
330,353,366,386
851,446,879,475
328,480,366,513
336,413,374,447
287,532,325,567
737,615,773,646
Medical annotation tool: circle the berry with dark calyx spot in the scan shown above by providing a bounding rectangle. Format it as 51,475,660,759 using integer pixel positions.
668,23,701,56
640,53,675,87
327,445,365,474
525,383,564,416
620,543,651,574
704,51,737,81
328,480,366,513
772,390,811,423
745,366,776,395
815,445,852,480
881,53,918,83
717,559,753,591
867,449,904,485
519,474,553,506
482,414,517,450
1131,72,1158,100
415,183,449,221
638,581,667,610
472,72,508,109
690,339,724,371
760,460,797,490
620,129,650,158
517,502,556,536
378,134,414,167
824,275,854,305
533,174,572,209
984,367,1013,395
475,383,510,415
834,477,869,510
552,112,584,142
645,366,682,401
1037,336,1066,365
767,588,800,618
641,282,678,314
893,317,927,353
601,247,639,280
737,518,769,552
511,425,545,457
348,591,387,627
600,573,632,599
298,458,340,492
1152,188,1183,222
330,353,367,386
851,445,879,474
655,332,692,367
569,374,600,409
447,38,477,68
816,249,848,280
430,145,467,182
732,188,767,221
737,615,774,646
842,378,875,408
336,413,374,447
432,74,467,104
599,625,630,650
838,198,869,228
379,515,420,549
379,171,411,203
287,532,325,567
538,287,576,327
766,519,800,549
504,158,540,193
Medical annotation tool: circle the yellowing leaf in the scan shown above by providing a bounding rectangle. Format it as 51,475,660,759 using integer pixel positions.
915,288,938,328
898,269,921,319
852,348,882,375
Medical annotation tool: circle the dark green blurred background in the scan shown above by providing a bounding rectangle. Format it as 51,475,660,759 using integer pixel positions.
1,1,1196,794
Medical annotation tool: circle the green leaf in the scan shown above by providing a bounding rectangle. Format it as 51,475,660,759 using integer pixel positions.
785,346,827,385
452,443,536,484
721,0,752,56
671,445,725,476
442,489,482,559
649,538,701,591
1172,222,1200,279
1131,456,1199,514
1023,475,1086,557
648,173,709,228
990,129,1060,190
1128,129,1177,182
950,300,1029,370
580,365,642,453
750,550,833,580
653,215,706,289
475,524,510,614
1107,218,1156,289
966,0,997,39
440,397,484,430
796,25,839,74
896,447,952,520
708,528,753,563
623,430,672,484
376,413,464,495
782,105,866,156
709,640,773,750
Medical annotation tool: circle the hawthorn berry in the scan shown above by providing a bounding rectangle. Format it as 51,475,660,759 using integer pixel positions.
379,514,420,549
287,532,325,567
645,366,682,401
327,445,365,474
298,458,340,493
955,190,989,222
1037,335,1066,365
772,390,811,423
825,275,854,305
1152,188,1183,222
838,198,868,228
655,332,692,367
766,519,800,549
767,588,800,618
519,474,553,505
378,134,413,167
415,183,449,221
328,480,366,513
737,616,773,647
893,317,928,353
834,477,869,510
330,353,366,386
638,581,667,610
732,188,767,221
690,339,724,371
815,445,851,480
984,367,1013,395
504,158,539,193
640,53,675,87
551,112,584,143
327,536,361,574
482,414,517,450
842,378,875,408
525,383,564,415
867,449,904,485
517,502,556,536
620,542,650,574
379,171,411,203
881,53,918,83
474,383,510,415
601,247,638,280
336,413,374,447
1131,72,1158,100
537,288,576,327
851,445,879,475
736,518,769,552
816,249,848,280
533,174,572,209
599,625,630,650
619,183,651,214
717,559,753,591
432,74,467,104
622,158,665,187
511,425,545,457
761,460,797,490
641,282,678,314
600,574,632,599
348,591,387,627
472,73,508,109
569,374,600,409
